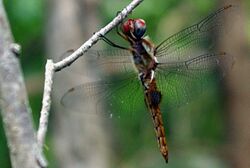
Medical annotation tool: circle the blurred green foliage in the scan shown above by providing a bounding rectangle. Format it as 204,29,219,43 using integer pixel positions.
3,0,45,75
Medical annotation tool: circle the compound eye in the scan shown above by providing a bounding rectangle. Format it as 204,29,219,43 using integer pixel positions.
121,19,134,34
133,19,146,39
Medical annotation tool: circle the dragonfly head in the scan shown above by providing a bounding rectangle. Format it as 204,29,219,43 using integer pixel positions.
122,18,146,40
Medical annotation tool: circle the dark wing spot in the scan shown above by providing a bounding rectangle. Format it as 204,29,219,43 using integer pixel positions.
69,88,75,92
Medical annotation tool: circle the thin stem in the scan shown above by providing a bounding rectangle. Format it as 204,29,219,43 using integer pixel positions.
37,0,143,154
53,0,143,72
37,60,55,149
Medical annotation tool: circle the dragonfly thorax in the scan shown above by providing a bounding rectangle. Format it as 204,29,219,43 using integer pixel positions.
132,39,158,89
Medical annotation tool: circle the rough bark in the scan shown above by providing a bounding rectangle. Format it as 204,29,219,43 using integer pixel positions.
46,0,111,167
0,1,46,168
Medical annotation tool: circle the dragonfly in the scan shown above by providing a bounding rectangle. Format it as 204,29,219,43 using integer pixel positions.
61,5,234,163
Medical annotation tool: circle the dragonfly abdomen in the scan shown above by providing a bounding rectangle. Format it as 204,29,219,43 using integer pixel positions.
152,107,168,162
144,79,168,162
148,91,162,107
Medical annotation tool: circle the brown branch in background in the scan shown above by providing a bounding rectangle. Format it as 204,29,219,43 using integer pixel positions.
0,0,47,168
219,1,250,167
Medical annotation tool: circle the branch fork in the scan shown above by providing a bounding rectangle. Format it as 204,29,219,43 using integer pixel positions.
37,0,143,160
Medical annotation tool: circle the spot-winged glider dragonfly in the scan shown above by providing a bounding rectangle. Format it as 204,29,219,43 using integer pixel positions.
61,5,234,163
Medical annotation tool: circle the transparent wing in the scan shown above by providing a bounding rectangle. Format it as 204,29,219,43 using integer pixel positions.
156,52,233,109
60,5,235,117
61,71,147,118
60,48,148,118
59,49,134,77
155,5,233,63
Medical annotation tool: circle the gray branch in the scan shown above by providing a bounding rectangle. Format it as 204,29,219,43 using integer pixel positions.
53,0,143,71
37,0,143,152
0,1,47,168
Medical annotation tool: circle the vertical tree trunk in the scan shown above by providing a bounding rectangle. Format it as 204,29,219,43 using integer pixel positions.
219,1,250,167
46,0,110,167
0,1,46,168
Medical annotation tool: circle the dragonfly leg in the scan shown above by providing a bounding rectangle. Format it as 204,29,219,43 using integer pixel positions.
115,11,130,41
139,72,149,89
100,34,131,50
150,70,155,83
139,69,156,90
116,23,129,41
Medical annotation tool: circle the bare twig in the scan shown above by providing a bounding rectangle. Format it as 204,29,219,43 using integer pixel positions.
37,0,143,152
37,60,54,149
0,0,47,167
53,0,143,71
